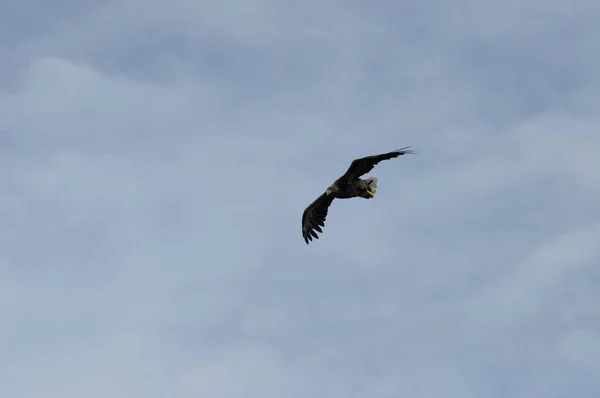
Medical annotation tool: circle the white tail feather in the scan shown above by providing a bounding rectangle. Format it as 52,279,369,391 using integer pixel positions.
368,176,378,192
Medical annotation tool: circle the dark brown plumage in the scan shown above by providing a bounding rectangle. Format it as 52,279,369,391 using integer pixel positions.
301,146,415,244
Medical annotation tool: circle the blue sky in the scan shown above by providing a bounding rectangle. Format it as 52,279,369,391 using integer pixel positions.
2,1,600,397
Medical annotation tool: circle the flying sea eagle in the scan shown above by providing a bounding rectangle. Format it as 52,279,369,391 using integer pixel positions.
301,147,416,244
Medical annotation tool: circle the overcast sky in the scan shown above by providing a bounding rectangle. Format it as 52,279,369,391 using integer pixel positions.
2,1,600,397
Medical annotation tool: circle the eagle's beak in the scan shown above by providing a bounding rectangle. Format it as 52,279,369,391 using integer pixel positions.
367,191,375,197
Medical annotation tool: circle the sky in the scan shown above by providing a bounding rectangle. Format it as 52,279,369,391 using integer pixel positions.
1,0,600,397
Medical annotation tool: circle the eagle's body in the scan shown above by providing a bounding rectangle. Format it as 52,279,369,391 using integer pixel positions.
301,147,415,244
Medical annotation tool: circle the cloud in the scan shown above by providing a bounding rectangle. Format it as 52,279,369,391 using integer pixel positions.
2,0,600,397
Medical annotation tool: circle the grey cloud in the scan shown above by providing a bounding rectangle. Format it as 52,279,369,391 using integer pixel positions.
2,0,600,397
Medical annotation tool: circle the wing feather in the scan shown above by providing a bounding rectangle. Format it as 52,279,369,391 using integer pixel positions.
301,193,335,244
342,146,416,180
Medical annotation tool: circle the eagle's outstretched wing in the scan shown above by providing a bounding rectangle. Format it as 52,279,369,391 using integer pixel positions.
301,192,335,244
342,146,416,180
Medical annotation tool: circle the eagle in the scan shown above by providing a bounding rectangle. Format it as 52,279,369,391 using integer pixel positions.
301,147,415,244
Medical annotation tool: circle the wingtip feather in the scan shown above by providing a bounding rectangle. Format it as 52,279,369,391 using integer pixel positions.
395,146,416,155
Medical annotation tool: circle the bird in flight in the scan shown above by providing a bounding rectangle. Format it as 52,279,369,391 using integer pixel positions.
301,147,416,244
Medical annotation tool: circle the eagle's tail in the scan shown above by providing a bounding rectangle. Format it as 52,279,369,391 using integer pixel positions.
367,176,378,193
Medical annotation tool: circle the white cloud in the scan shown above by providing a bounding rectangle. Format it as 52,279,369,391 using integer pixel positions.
2,0,600,397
